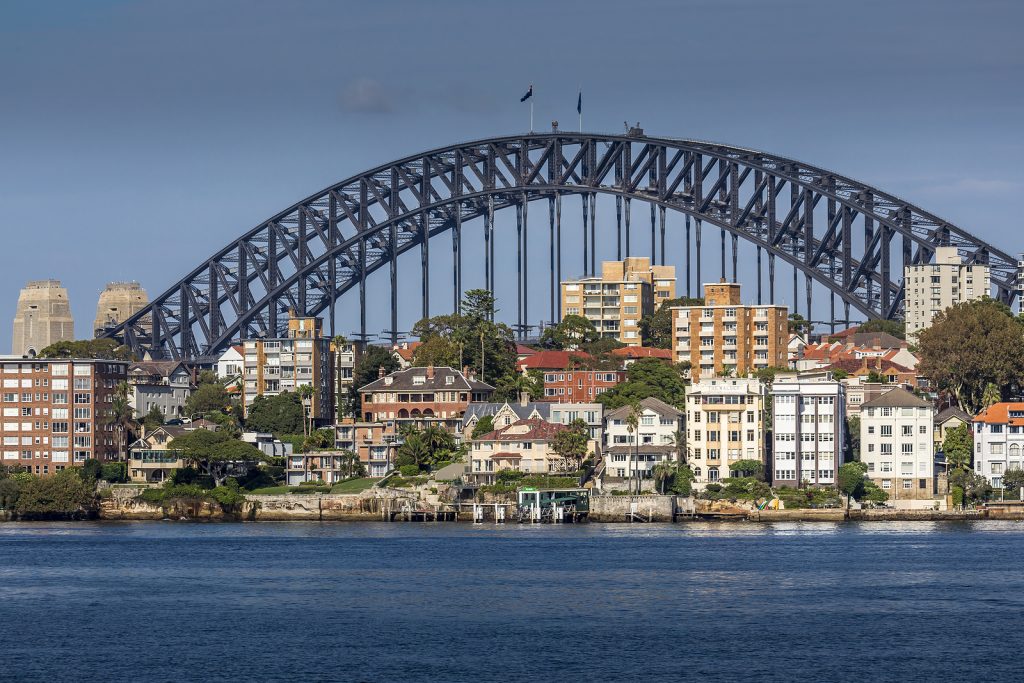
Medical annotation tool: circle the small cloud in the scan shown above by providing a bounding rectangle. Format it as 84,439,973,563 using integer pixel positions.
339,78,395,113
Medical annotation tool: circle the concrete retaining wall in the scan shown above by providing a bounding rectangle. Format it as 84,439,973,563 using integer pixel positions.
248,494,396,521
590,495,677,522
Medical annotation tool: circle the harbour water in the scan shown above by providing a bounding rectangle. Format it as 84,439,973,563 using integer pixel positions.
1,520,1022,682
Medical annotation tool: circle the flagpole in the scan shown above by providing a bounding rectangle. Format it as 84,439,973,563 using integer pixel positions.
530,99,534,133
578,85,582,132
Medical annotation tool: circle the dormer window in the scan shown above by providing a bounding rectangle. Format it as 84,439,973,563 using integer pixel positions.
413,376,425,386
445,376,454,385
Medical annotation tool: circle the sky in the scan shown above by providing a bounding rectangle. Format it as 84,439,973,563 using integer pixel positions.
2,0,1023,343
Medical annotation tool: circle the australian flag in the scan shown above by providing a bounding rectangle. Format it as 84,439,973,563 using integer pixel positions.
577,90,582,114
520,85,533,102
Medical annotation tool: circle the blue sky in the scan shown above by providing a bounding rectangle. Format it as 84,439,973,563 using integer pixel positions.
2,0,1022,341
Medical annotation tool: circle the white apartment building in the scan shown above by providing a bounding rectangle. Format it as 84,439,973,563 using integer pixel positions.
216,345,244,389
904,246,990,337
602,397,683,484
686,378,766,488
860,387,935,498
770,372,846,488
972,402,1024,489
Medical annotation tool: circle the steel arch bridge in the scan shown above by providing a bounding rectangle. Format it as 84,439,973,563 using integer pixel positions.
104,130,1018,360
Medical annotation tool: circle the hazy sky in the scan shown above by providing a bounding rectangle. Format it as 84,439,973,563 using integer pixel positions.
2,0,1022,341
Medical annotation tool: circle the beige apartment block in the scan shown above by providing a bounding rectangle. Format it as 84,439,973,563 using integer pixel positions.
686,377,767,489
671,282,788,377
560,257,676,346
904,246,990,337
11,280,74,357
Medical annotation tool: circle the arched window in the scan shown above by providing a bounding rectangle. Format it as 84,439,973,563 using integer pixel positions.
692,467,702,479
1010,444,1021,457
708,467,720,482
398,409,409,419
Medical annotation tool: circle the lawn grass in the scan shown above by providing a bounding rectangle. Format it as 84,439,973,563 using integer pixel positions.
330,477,378,494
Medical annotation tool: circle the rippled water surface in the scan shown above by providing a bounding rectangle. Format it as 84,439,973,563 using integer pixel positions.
1,520,1021,682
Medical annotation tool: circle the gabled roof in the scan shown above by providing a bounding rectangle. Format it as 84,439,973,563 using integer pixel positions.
128,360,189,378
516,344,538,357
604,396,683,421
516,350,592,371
974,402,1024,426
935,406,971,426
462,401,551,426
846,332,907,349
359,365,494,393
861,386,931,409
392,342,422,362
475,418,568,442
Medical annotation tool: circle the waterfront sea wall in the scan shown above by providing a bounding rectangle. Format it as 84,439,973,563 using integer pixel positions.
589,495,678,522
250,494,390,521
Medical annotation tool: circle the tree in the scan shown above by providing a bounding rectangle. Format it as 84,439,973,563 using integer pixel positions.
411,336,461,368
788,313,811,335
297,384,315,437
168,429,265,487
846,416,861,461
917,298,1024,414
672,429,688,464
550,419,589,472
245,392,304,434
396,432,430,470
37,338,133,361
537,315,598,350
0,477,21,510
651,461,675,494
942,423,973,473
982,382,1002,409
14,469,96,519
186,382,232,416
142,405,165,431
865,370,885,384
596,359,688,410
949,468,992,504
640,297,704,349
728,459,764,480
492,369,544,402
103,382,136,462
471,415,495,440
1002,468,1024,496
668,464,695,496
856,319,906,340
837,461,869,506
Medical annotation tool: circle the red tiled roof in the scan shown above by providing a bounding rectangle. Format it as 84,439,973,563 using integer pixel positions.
516,350,592,371
974,402,1024,426
516,344,537,356
392,341,422,361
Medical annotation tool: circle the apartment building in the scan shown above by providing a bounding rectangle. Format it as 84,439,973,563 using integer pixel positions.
603,397,683,486
972,402,1024,489
560,257,676,345
241,315,333,425
358,365,494,435
1,356,128,474
542,369,624,402
335,420,392,477
904,246,990,337
671,281,788,377
331,338,360,419
770,372,846,488
463,400,604,443
685,378,766,488
860,387,935,498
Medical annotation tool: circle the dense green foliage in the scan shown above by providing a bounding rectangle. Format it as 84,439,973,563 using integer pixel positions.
168,429,265,486
394,425,461,472
142,405,165,430
549,419,590,471
942,424,973,472
245,392,304,434
917,298,1024,413
15,469,96,519
640,297,704,348
854,319,906,340
37,338,133,360
491,369,544,402
537,314,599,350
949,468,992,503
728,459,764,479
479,470,579,494
595,358,688,409
1001,468,1024,493
471,415,495,439
837,461,868,499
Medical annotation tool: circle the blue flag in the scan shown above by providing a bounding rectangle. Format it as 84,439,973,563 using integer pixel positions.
520,85,533,102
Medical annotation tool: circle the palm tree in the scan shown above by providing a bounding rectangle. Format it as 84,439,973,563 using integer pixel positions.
982,382,1002,409
626,400,643,495
652,461,675,495
672,428,688,465
104,381,136,462
397,433,430,470
297,384,315,437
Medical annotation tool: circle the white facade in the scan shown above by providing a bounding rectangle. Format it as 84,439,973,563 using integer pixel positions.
972,403,1024,488
216,346,244,388
549,402,604,442
686,378,766,488
770,372,846,487
904,246,990,337
860,388,935,498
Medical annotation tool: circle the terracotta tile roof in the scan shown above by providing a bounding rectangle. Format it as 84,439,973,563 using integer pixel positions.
392,342,422,362
974,402,1024,426
475,418,568,442
516,350,592,371
516,344,538,356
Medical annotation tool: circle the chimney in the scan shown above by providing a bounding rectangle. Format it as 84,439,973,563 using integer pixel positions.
427,365,434,380
378,366,386,379
519,391,529,407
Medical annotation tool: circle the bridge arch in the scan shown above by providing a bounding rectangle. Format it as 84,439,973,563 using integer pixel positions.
104,132,1017,359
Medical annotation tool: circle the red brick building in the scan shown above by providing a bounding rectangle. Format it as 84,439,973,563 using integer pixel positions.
358,365,494,434
1,356,128,475
541,369,624,402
